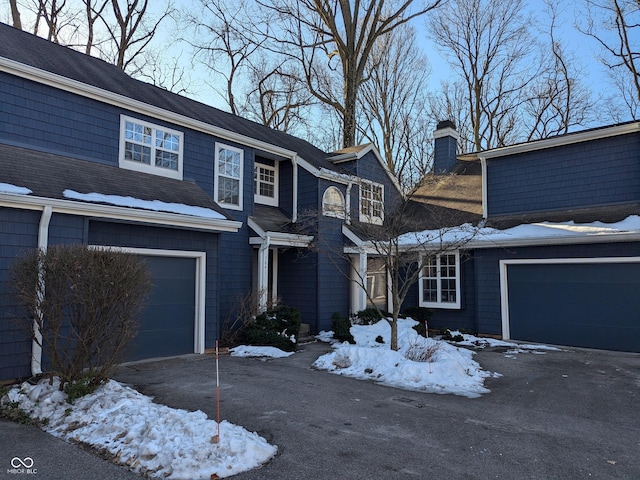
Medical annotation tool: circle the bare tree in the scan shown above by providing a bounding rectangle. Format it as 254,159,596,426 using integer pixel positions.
358,23,432,189
255,0,443,149
577,0,640,118
95,0,173,73
343,182,480,351
9,0,22,29
246,57,316,132
183,0,261,116
81,0,109,54
428,0,541,151
523,0,594,140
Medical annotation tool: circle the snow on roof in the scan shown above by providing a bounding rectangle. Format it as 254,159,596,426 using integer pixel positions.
63,189,226,220
0,182,32,195
398,215,640,247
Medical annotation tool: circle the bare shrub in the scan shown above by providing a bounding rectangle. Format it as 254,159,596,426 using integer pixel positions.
404,339,441,363
10,245,152,392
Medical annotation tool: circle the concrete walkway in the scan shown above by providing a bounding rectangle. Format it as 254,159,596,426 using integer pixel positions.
2,341,639,479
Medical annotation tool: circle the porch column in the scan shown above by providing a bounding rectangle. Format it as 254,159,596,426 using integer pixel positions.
257,235,270,311
350,251,367,314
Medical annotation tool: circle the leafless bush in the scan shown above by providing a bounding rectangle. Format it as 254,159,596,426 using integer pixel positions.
220,291,259,347
10,245,152,391
404,339,441,363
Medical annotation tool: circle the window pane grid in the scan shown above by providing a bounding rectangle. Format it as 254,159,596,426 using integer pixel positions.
254,165,276,199
421,254,459,307
360,182,383,221
122,119,180,172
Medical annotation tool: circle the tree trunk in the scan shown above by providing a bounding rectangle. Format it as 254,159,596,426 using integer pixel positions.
389,317,399,351
9,0,22,29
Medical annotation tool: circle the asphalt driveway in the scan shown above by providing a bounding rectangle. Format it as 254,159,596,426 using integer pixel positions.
2,341,638,479
111,341,640,480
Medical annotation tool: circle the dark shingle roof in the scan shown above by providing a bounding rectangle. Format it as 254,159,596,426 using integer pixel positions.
408,158,484,229
0,143,230,219
0,22,335,171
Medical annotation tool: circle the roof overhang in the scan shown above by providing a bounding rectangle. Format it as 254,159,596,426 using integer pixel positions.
479,122,640,159
0,193,242,233
248,217,313,247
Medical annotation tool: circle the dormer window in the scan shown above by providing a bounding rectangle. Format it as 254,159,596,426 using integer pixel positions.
322,186,346,219
359,181,384,224
119,115,183,180
254,163,278,206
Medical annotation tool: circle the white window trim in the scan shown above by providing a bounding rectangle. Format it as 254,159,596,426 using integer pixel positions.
322,186,346,219
118,115,183,180
419,251,461,309
254,162,279,207
359,180,384,225
214,142,244,211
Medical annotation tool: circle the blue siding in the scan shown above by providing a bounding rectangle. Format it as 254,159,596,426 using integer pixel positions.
0,207,39,381
0,73,121,165
278,248,318,330
0,72,266,206
486,133,640,216
278,161,294,217
48,214,86,245
316,215,350,331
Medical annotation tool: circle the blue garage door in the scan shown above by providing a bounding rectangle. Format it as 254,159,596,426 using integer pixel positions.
507,262,640,352
130,256,197,361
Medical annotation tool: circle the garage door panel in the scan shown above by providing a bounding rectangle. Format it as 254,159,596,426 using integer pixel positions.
507,262,640,352
129,256,197,361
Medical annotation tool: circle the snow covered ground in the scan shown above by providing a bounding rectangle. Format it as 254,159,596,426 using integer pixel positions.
313,318,502,398
3,379,276,479
2,318,559,478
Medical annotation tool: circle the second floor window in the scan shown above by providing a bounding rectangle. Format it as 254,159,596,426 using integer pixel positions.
254,163,278,206
360,181,384,224
215,143,244,210
119,116,183,180
322,186,346,218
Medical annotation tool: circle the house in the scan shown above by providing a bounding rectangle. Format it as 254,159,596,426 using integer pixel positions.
0,23,402,382
404,120,640,353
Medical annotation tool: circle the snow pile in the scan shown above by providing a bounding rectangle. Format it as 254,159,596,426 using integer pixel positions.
63,189,226,219
398,215,640,246
3,379,276,479
447,330,562,354
0,182,32,195
313,319,499,398
230,345,295,358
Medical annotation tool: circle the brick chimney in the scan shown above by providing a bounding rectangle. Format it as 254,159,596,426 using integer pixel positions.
433,120,458,174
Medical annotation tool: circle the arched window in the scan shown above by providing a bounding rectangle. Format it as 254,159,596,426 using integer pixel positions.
322,186,346,218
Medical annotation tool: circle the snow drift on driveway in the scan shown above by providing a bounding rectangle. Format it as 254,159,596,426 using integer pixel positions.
3,378,276,479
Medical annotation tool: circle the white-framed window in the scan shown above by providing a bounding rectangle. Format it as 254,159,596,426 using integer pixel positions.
419,252,461,309
322,186,346,218
254,163,278,206
214,143,244,210
119,115,183,180
359,181,384,224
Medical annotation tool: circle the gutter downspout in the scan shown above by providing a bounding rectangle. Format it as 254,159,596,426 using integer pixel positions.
345,182,353,225
32,205,52,376
292,157,298,223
